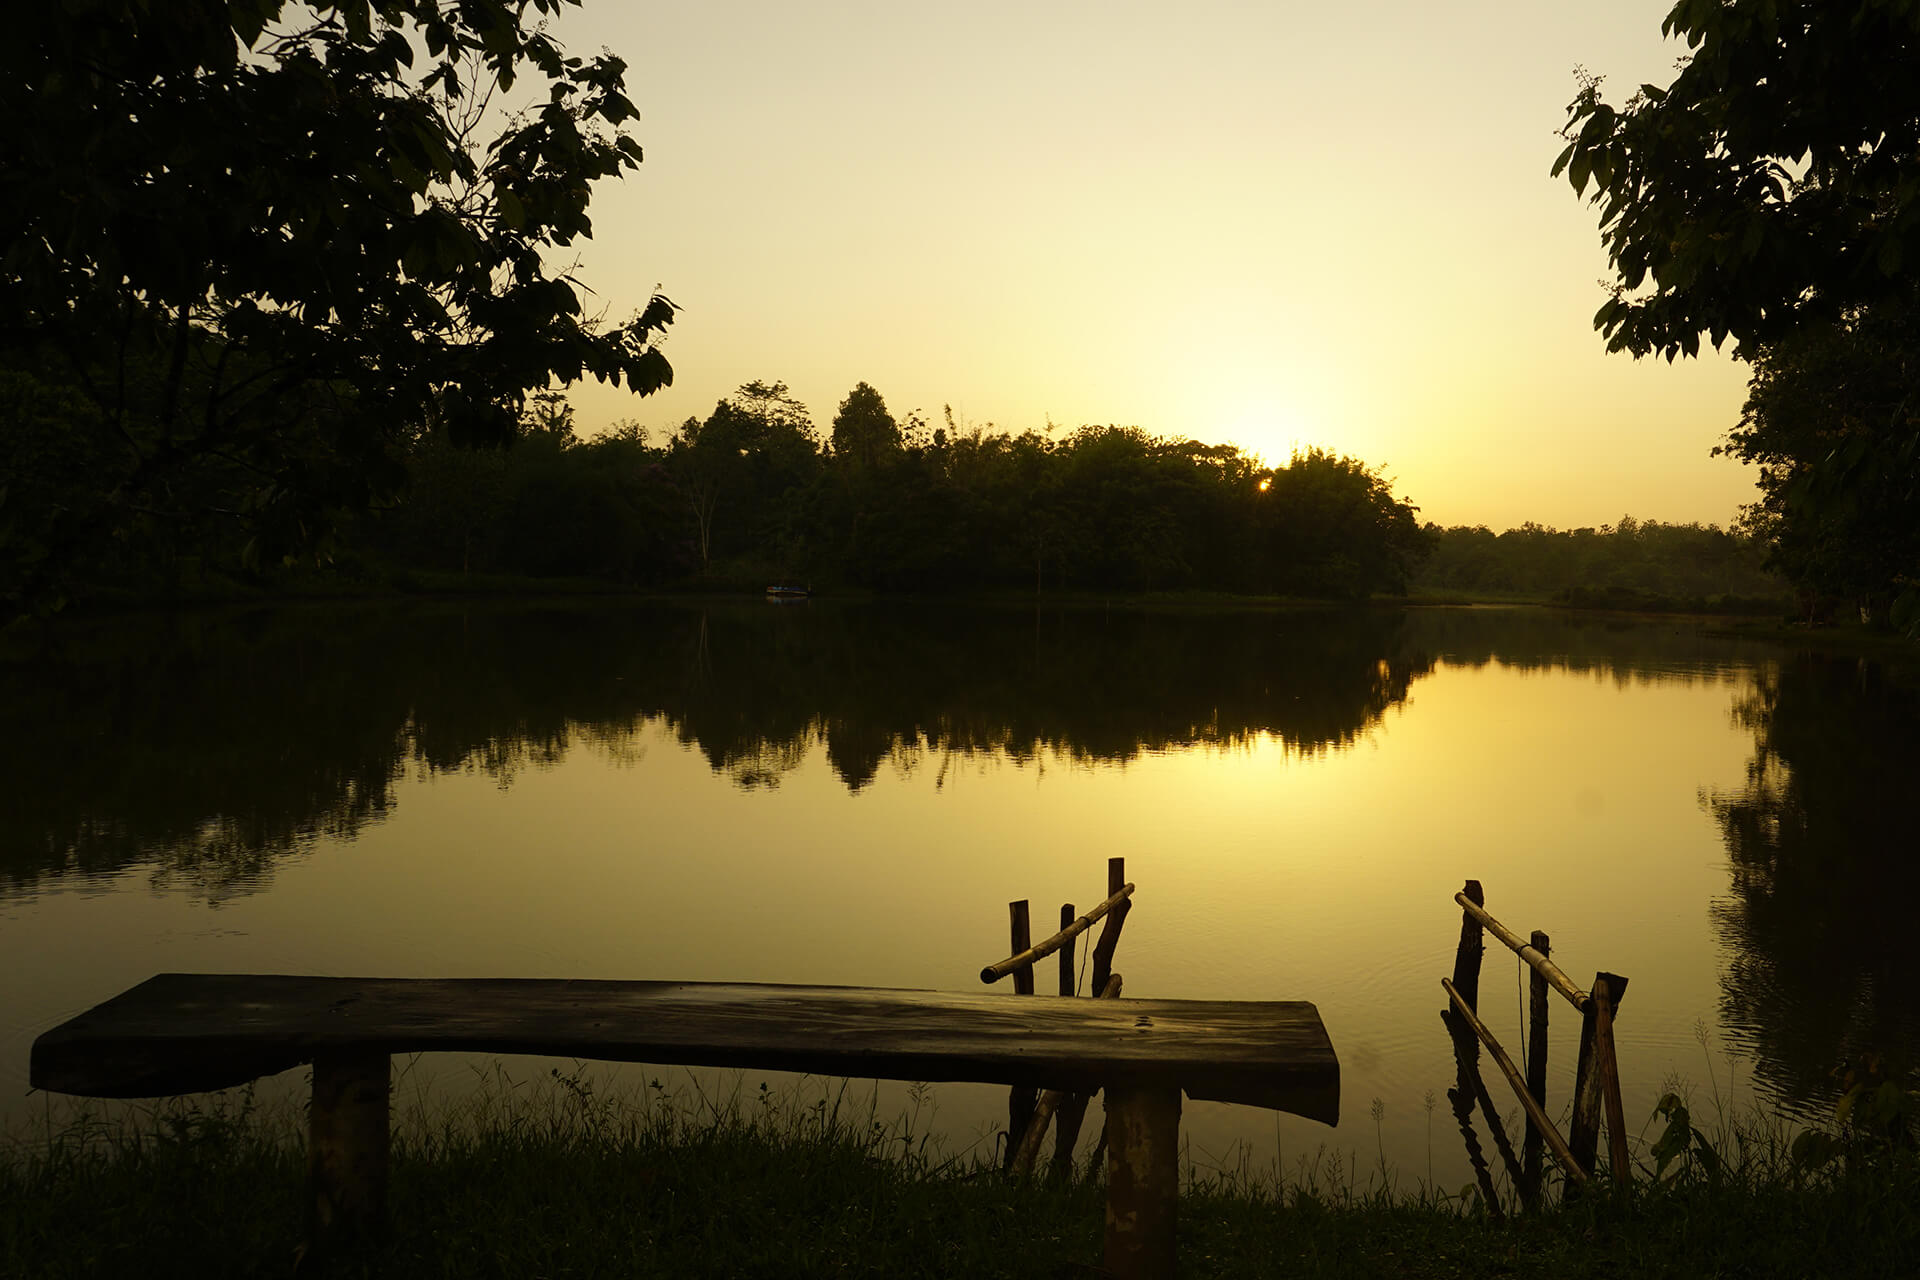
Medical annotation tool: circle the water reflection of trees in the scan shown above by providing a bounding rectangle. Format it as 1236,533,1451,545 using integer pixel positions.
662,605,1431,792
1704,655,1920,1113
0,603,1440,896
2,601,1783,902
1400,605,1772,685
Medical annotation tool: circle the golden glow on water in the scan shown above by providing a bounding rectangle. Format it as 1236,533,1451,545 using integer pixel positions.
2,630,1773,1182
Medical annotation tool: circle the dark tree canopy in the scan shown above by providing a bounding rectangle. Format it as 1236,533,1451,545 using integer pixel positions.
1720,289,1920,619
1,0,674,615
830,382,902,469
1555,0,1920,360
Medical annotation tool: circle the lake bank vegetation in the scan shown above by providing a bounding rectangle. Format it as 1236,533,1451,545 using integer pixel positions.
8,364,1801,620
4,371,1437,608
6,1063,1918,1279
1412,517,1787,615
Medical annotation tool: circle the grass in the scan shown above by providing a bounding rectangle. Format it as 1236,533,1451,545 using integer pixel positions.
7,1064,1920,1279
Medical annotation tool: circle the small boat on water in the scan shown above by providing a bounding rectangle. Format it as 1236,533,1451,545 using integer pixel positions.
766,582,811,600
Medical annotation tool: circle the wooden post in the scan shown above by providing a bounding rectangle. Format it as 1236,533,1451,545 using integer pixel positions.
1058,903,1076,997
1103,1079,1181,1280
1005,899,1035,1171
1522,928,1551,1206
1569,971,1628,1179
1009,898,1034,999
1092,860,1131,995
308,1047,390,1252
1592,976,1631,1187
1451,879,1485,1012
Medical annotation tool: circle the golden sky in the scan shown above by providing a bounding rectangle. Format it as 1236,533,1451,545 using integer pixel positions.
543,0,1755,531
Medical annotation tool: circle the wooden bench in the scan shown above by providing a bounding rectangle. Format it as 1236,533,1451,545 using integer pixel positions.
31,973,1339,1278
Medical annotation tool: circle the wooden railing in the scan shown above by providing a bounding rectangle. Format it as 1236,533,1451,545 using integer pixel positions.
980,855,1135,1178
1442,879,1630,1207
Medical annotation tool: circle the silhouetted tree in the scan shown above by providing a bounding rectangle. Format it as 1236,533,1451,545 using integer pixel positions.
830,382,903,470
666,383,822,578
1721,292,1920,625
1,0,676,617
1556,1,1920,360
1261,449,1429,597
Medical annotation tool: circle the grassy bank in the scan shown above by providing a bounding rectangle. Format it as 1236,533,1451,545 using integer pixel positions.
7,1072,1920,1279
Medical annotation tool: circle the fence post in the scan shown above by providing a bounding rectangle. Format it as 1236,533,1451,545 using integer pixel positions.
1522,928,1551,1205
1569,971,1628,1178
1058,903,1076,997
1592,974,1631,1186
1451,880,1485,1012
1092,859,1130,994
1004,899,1035,1172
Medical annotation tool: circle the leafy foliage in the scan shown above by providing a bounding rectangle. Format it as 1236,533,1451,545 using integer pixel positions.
1720,291,1920,623
1555,0,1920,360
0,0,675,617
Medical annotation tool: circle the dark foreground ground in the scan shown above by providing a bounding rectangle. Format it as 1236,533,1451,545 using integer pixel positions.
5,1084,1917,1279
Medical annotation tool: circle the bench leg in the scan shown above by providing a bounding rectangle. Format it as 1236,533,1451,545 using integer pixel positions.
309,1048,390,1252
1103,1082,1181,1279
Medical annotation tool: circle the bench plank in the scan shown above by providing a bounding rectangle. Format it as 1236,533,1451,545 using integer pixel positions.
32,974,1338,1124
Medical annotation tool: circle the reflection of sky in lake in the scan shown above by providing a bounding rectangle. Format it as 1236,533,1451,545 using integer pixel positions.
3,604,1893,1191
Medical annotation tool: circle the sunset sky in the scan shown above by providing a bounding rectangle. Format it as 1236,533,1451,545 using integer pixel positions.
539,0,1754,531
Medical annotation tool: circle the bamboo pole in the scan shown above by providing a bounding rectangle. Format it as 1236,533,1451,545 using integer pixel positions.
1451,880,1486,1011
980,883,1136,984
1592,976,1631,1187
1522,929,1551,1207
1454,892,1590,1012
1441,978,1587,1185
1008,973,1123,1177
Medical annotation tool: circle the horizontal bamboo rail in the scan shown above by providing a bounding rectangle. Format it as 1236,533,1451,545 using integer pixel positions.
1442,978,1586,1185
981,882,1136,983
1454,891,1590,1012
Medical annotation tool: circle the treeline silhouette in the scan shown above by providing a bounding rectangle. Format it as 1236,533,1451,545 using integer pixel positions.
351,382,1434,598
1414,517,1787,611
12,360,1794,611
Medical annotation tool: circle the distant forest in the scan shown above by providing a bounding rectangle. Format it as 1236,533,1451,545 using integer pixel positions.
362,381,1785,609
1415,518,1787,611
305,381,1437,598
7,367,1787,609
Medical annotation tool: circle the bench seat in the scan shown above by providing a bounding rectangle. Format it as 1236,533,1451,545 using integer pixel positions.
32,974,1339,1278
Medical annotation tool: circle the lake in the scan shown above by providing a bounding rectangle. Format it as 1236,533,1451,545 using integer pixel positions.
4,600,1914,1190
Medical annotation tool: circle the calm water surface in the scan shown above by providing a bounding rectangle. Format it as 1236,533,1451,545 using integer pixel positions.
3,601,1914,1188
